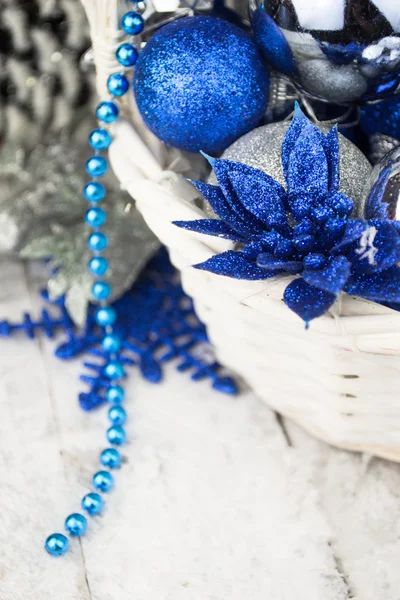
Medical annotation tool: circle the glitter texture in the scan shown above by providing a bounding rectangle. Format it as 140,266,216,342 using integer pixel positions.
133,16,270,154
360,95,400,140
207,121,371,217
175,109,400,325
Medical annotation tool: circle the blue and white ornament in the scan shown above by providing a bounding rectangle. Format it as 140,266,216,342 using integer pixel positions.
133,16,270,154
249,0,400,104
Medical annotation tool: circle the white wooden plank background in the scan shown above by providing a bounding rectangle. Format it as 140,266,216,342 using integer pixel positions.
0,258,399,600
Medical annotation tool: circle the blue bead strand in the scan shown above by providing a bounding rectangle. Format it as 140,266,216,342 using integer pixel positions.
45,2,146,556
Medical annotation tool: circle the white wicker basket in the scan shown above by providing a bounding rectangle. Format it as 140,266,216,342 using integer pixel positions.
81,0,400,462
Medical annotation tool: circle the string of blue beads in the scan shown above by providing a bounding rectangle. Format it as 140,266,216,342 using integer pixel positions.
45,0,146,558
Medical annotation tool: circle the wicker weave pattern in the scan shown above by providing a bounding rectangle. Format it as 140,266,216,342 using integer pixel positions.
82,0,400,461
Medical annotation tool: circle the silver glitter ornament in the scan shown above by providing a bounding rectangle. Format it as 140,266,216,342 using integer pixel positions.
361,145,400,221
207,121,371,216
20,194,159,326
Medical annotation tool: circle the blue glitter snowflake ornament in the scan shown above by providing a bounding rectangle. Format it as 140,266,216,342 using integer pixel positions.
0,250,237,410
175,107,400,326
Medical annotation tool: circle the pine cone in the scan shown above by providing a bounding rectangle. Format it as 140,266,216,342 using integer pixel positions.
0,0,93,148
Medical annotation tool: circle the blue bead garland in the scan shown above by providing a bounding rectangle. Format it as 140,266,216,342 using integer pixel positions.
45,1,146,556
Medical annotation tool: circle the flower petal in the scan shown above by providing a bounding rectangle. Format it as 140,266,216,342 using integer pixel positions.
284,278,337,325
281,104,309,181
323,126,340,192
218,160,288,229
173,219,245,241
332,219,367,251
194,250,276,280
344,265,400,302
287,125,329,218
303,255,351,295
190,180,254,237
212,160,266,233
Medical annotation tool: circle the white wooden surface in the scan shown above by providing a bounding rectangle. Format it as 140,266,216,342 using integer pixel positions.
0,259,400,600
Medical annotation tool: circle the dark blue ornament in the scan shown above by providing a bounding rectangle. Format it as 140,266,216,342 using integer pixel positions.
133,16,270,154
360,95,400,140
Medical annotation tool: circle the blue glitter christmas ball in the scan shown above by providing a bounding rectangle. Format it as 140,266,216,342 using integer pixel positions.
133,16,270,154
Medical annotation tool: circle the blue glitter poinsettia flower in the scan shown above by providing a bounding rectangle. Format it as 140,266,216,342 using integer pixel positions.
174,108,400,326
